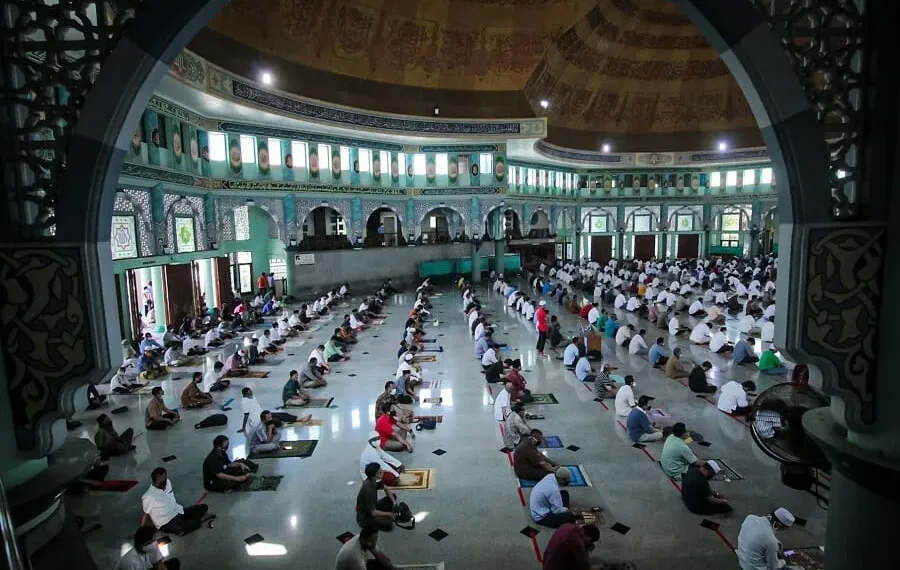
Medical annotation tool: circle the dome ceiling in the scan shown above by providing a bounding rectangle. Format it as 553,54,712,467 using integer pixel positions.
189,0,762,152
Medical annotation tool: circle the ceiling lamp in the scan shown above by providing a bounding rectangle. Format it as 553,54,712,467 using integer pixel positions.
601,143,611,153
717,141,728,152
433,105,439,116
539,99,550,109
260,71,273,85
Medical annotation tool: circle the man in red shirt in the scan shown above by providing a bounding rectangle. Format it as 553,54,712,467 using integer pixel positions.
542,523,601,570
375,404,413,452
535,300,550,357
578,303,592,320
504,359,532,404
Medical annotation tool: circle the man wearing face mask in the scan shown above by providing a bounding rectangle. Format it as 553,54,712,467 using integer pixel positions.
614,375,638,417
94,414,135,458
141,467,212,535
202,435,256,492
114,525,181,570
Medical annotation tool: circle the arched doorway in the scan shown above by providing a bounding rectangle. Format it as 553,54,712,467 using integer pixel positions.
299,206,350,251
485,207,521,240
419,207,464,244
365,207,402,247
528,209,550,238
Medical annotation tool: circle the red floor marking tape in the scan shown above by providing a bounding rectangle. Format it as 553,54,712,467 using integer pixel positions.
517,487,526,506
530,533,543,563
506,451,513,466
640,447,656,462
713,528,736,551
487,385,494,396
616,420,626,430
194,492,207,505
581,383,609,410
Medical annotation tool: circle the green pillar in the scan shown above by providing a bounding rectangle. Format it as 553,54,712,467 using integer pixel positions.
471,241,482,283
150,265,166,331
493,238,505,275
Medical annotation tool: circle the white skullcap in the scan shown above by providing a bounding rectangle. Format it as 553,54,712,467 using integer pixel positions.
774,507,795,527
706,460,722,474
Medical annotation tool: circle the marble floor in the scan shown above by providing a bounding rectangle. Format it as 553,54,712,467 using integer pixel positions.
68,276,827,569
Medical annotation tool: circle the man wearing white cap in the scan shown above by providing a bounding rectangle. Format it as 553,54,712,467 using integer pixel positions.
535,300,550,357
737,508,795,569
529,467,576,528
681,461,733,515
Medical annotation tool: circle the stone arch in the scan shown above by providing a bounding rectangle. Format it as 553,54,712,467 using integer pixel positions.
667,205,703,232
484,206,521,239
624,207,659,232
527,208,550,237
163,195,207,252
580,206,618,232
364,206,404,246
363,202,405,234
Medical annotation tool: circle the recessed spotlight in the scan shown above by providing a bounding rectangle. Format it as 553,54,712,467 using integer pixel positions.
433,105,439,116
260,72,273,85
601,144,611,153
717,141,728,152
539,99,550,109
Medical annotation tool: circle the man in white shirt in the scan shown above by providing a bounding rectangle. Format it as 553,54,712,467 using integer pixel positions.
626,295,643,312
709,327,733,353
760,317,775,342
481,344,499,368
349,310,366,331
669,312,687,336
688,297,706,317
163,344,189,367
615,323,634,347
493,381,512,421
204,327,222,348
240,387,264,433
587,302,601,324
140,468,210,534
467,307,480,330
574,356,595,382
563,337,582,369
689,322,712,345
614,291,627,309
614,375,637,417
524,301,536,321
737,509,795,570
717,380,756,415
628,329,649,355
114,526,176,570
763,303,776,320
715,291,728,305
309,344,330,373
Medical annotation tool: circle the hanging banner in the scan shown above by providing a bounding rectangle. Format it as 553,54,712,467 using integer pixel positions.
197,129,210,176
425,152,436,185
494,153,506,182
331,146,342,179
405,154,415,187
390,152,399,184
141,110,161,165
186,125,200,174
257,138,270,177
372,150,382,181
129,121,144,163
448,153,458,184
350,147,360,185
166,117,184,170
281,140,294,180
308,144,319,180
227,133,243,176
469,153,480,187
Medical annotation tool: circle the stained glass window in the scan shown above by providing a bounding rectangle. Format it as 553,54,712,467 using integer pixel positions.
235,205,250,241
677,214,694,231
110,215,138,259
633,214,651,232
721,213,741,231
175,217,196,253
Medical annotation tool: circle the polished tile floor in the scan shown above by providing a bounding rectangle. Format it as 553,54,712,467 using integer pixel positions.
69,277,826,569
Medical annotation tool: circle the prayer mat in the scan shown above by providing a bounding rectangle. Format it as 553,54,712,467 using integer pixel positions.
284,418,324,427
571,506,606,526
371,319,387,326
519,465,591,488
416,415,443,423
96,480,139,492
392,469,436,491
420,380,442,389
234,475,283,492
301,398,334,408
784,547,824,570
422,347,443,353
248,440,318,459
128,386,155,395
651,408,670,419
257,358,285,366
396,565,444,570
421,339,437,344
422,397,442,404
245,371,270,378
539,436,564,449
414,355,437,363
708,458,744,481
528,393,559,405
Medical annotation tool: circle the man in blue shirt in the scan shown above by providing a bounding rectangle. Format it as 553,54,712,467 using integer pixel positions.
542,282,553,295
574,356,594,383
562,337,583,369
474,332,491,360
626,396,662,443
604,315,620,339
732,337,759,365
139,333,164,355
648,337,669,366
530,468,576,528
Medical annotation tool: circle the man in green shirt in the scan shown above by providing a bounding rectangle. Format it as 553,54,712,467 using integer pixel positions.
660,423,704,479
595,310,608,330
324,338,349,362
758,348,789,375
282,370,310,407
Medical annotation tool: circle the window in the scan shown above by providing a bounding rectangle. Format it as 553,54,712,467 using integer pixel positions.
317,144,331,164
710,172,721,187
479,153,493,175
725,170,738,186
398,153,407,175
359,149,372,173
290,142,307,167
583,213,607,233
340,146,350,170
429,216,437,229
509,167,517,186
268,257,286,280
436,153,448,175
413,154,426,175
720,233,740,247
676,214,694,231
379,151,390,175
234,206,250,241
555,172,563,188
266,138,282,166
567,173,574,189
760,167,773,184
527,168,536,185
721,212,742,232
611,178,617,188
742,169,756,185
633,214,651,233
174,217,195,253
235,251,253,293
240,135,256,164
236,251,253,264
208,132,226,161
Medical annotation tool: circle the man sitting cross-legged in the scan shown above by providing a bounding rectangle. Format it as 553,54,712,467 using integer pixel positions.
356,462,398,532
203,361,231,392
202,435,257,492
223,349,248,378
109,366,147,394
688,361,716,394
301,357,328,388
660,422,705,480
282,370,312,407
144,387,180,430
94,413,135,458
513,429,560,482
180,372,213,409
732,337,760,365
682,461,734,515
374,404,414,453
665,348,690,380
530,467,577,528
141,467,212,535
240,387,311,433
541,523,601,570
247,410,284,454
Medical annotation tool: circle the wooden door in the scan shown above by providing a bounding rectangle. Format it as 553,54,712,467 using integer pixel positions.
125,270,142,338
214,257,232,308
633,235,656,260
677,234,700,258
163,263,194,327
590,235,612,263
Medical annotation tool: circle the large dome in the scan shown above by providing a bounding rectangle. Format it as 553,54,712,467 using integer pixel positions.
190,0,761,151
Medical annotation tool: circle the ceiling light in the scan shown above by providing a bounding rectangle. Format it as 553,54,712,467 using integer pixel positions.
260,72,273,85
433,105,439,116
539,99,550,109
717,141,728,152
601,143,611,153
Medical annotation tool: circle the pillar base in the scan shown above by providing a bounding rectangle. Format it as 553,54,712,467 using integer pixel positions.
803,408,900,569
